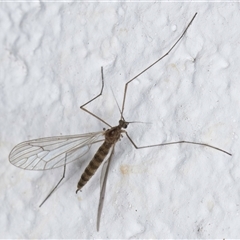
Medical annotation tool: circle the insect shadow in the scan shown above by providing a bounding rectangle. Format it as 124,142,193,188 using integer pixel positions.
9,12,231,231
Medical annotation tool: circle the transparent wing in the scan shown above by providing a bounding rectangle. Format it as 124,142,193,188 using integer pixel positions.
9,131,105,171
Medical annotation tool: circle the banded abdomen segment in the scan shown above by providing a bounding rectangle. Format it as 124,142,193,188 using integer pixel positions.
76,141,112,192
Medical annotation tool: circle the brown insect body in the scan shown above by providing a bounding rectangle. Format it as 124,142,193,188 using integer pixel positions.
9,13,231,231
76,120,128,192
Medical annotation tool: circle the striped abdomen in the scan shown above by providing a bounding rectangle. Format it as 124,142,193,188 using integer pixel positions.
76,141,112,192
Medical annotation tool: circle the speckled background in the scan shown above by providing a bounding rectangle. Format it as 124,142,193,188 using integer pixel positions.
1,2,239,238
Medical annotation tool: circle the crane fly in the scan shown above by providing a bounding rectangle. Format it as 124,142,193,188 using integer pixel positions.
9,12,231,231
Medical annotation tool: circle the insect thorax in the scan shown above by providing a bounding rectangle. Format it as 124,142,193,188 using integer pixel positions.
105,126,122,144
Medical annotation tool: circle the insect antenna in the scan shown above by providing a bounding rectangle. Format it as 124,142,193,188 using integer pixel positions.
110,87,124,121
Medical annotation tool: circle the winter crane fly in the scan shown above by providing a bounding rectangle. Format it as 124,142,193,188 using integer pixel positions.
9,13,231,231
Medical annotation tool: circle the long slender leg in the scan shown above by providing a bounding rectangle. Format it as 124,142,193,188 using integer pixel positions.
80,66,112,127
121,13,198,118
39,161,67,207
97,145,115,231
124,132,232,156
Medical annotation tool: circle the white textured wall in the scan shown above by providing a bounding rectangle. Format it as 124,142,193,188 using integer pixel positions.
1,2,239,238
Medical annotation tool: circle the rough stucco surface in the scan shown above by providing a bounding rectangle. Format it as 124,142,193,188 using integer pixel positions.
1,2,239,238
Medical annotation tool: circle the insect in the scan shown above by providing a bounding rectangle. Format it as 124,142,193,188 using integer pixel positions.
9,12,231,231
